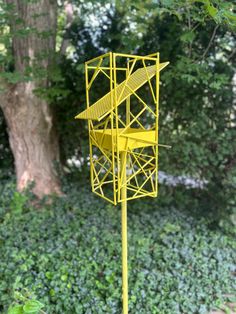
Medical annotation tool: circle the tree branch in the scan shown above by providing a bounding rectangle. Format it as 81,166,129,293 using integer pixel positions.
202,24,219,60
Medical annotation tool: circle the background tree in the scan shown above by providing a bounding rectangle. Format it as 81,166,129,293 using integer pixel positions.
0,0,61,197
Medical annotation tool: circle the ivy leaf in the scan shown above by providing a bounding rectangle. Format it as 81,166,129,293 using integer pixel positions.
8,305,24,314
23,300,44,313
163,223,181,234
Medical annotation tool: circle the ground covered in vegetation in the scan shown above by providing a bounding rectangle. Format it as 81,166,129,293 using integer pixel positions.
0,178,235,314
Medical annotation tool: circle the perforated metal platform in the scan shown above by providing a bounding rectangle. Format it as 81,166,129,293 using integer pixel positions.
91,128,157,151
75,62,169,121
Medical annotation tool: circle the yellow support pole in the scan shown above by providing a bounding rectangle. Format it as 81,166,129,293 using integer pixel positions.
120,150,128,314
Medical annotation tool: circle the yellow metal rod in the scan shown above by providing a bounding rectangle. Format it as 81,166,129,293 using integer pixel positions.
87,66,127,71
114,52,157,61
85,52,110,64
120,151,128,314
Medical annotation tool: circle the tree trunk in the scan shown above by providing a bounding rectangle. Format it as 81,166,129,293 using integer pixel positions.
0,0,61,197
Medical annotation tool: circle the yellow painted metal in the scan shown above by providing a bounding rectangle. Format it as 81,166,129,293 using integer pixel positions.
121,151,128,314
155,53,160,197
91,128,157,151
75,52,169,314
75,51,169,204
75,62,169,121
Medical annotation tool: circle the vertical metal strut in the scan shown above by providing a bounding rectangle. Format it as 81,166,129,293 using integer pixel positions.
121,151,128,314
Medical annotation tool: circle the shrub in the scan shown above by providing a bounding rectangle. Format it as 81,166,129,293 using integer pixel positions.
0,179,235,313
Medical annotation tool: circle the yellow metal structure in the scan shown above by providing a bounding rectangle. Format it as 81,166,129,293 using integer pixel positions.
75,52,169,313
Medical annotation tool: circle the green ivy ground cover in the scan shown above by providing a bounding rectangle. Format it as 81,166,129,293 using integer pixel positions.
0,180,235,314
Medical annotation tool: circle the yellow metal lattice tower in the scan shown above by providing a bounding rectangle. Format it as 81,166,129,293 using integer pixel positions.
75,52,169,314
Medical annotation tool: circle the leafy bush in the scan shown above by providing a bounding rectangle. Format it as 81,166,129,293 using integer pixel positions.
0,178,235,314
139,12,236,228
8,290,45,314
0,180,34,222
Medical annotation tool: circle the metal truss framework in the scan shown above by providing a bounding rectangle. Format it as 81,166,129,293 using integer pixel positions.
76,52,169,205
75,52,169,314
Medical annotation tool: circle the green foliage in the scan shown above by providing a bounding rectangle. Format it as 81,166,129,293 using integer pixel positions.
8,305,24,314
0,180,16,221
7,289,45,314
23,300,44,313
0,180,34,223
137,2,236,228
194,0,236,28
0,178,235,313
10,191,29,215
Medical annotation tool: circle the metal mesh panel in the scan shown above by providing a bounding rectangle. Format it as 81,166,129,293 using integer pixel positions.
75,62,168,120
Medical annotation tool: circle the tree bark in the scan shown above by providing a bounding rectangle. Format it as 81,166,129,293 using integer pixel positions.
0,0,61,197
